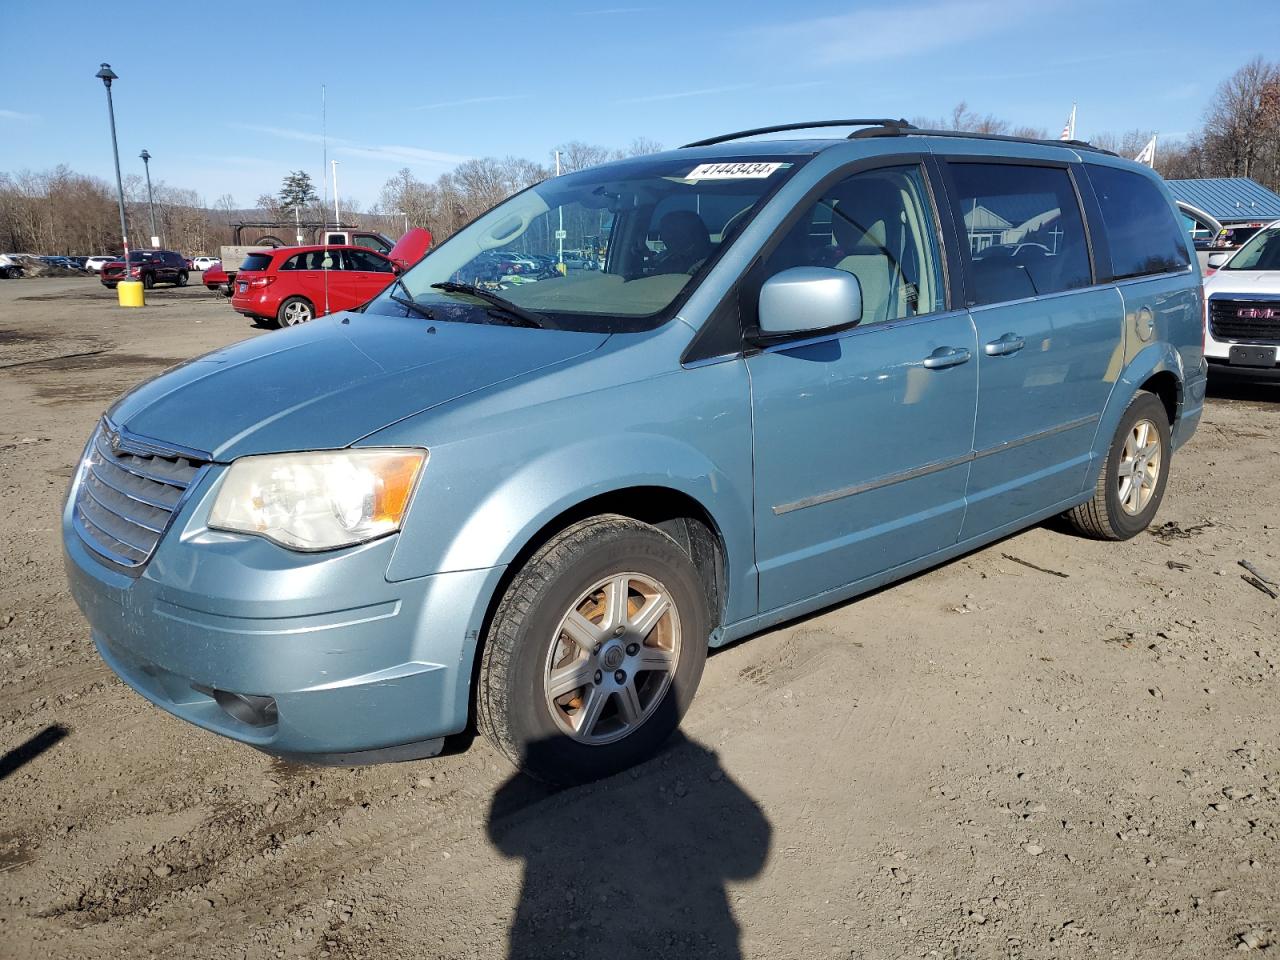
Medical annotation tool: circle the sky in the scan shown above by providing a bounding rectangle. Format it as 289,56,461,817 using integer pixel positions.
2,0,1279,210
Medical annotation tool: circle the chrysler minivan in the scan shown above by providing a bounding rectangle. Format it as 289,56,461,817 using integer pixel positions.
64,120,1206,784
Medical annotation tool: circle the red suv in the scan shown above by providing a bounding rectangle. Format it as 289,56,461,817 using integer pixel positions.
100,250,189,289
229,230,431,327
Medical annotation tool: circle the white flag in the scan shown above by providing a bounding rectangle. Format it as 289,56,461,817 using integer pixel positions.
1134,136,1157,167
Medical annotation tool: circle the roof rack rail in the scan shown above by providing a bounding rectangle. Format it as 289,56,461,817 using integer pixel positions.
681,119,916,149
850,125,1117,156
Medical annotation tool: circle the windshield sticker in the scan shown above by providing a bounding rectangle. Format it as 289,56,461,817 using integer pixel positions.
683,162,784,181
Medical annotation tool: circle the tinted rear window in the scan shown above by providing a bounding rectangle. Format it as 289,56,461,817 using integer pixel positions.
240,253,274,271
1087,166,1190,279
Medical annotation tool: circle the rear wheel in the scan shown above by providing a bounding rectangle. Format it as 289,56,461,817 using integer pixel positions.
1067,391,1171,540
478,515,709,785
175,270,189,287
276,296,314,327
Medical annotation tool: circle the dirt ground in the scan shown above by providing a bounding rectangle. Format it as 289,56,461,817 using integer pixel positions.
0,274,1277,960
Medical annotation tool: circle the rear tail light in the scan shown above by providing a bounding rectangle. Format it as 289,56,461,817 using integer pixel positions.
248,276,275,289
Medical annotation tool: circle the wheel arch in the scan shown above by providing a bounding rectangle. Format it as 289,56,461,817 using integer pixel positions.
458,483,733,743
1088,343,1185,492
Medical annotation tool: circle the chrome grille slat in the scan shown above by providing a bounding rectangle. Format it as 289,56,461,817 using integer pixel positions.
73,424,205,572
79,477,167,534
92,432,193,488
87,459,181,510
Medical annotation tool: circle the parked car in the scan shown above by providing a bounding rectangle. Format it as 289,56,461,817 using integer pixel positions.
230,230,431,327
63,122,1204,786
68,256,89,270
100,250,190,289
85,255,116,274
38,256,79,270
1202,220,1280,378
202,264,232,296
192,256,220,271
0,253,25,278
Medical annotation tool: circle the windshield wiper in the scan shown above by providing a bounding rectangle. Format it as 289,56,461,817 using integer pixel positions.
389,277,435,320
430,281,545,328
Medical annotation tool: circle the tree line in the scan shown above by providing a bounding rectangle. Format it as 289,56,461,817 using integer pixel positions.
3,57,1278,257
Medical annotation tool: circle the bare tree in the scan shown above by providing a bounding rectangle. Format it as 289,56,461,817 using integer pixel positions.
1201,56,1280,187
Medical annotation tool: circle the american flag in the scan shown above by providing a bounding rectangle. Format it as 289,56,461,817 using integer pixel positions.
1059,104,1077,141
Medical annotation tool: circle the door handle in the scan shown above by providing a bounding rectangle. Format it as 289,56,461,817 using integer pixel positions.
922,346,972,369
984,332,1026,356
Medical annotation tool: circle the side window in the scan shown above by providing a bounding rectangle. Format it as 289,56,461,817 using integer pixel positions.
353,235,387,253
280,254,302,271
344,249,392,273
1087,165,1191,279
762,164,945,324
947,162,1092,306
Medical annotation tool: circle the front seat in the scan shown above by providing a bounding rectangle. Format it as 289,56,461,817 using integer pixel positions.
829,180,909,325
651,210,712,275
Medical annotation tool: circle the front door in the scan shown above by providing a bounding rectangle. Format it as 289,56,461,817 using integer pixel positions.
747,163,979,613
941,160,1123,539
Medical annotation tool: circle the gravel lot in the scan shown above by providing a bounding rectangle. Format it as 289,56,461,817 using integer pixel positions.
1,274,1278,959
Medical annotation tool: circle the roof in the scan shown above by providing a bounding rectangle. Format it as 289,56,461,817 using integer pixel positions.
1164,178,1280,223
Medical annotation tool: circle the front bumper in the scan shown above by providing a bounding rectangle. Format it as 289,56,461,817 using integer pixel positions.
63,463,505,760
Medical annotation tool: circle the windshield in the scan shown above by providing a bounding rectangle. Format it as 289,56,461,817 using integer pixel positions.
367,155,803,332
1224,225,1280,270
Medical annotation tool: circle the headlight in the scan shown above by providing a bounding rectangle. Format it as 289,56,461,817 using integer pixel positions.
209,449,427,551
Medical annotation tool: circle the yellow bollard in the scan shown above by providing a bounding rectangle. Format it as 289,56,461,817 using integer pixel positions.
118,280,144,308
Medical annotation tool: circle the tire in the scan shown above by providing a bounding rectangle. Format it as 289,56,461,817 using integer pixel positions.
276,296,314,328
1066,391,1172,540
478,515,709,786
176,270,189,287
141,272,155,290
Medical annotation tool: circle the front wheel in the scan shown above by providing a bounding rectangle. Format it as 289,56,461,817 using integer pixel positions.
142,273,155,290
276,296,314,327
478,516,709,785
1066,391,1171,540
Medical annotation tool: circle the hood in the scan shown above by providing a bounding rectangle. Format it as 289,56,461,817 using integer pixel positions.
1205,270,1280,295
108,313,609,461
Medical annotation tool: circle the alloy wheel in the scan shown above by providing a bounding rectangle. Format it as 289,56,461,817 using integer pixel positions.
542,572,682,745
1117,417,1162,515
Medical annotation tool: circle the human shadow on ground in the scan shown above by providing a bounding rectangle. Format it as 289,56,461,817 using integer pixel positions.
486,731,770,960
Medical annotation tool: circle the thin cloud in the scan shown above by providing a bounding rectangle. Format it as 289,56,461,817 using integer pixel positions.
741,0,1032,66
0,109,37,121
234,123,328,145
617,83,755,105
335,144,472,166
409,94,530,112
231,123,470,167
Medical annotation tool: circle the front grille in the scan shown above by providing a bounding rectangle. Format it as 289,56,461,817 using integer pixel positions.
73,424,205,571
1209,298,1280,342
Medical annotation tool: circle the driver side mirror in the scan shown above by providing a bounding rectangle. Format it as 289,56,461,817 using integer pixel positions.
757,267,862,338
1206,252,1229,268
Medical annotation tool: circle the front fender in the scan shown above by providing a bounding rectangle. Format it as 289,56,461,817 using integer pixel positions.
377,348,757,625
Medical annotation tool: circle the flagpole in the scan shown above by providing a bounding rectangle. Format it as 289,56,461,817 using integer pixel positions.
1069,102,1076,141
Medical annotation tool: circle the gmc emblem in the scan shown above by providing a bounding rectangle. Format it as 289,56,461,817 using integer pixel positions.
1238,307,1279,319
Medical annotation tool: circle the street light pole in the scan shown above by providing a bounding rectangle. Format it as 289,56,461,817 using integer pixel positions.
96,63,129,263
139,149,158,247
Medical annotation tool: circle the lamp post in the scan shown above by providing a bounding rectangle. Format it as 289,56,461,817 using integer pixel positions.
139,149,158,247
95,63,129,264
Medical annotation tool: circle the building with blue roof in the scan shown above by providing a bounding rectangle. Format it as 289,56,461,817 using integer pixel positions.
1165,178,1280,225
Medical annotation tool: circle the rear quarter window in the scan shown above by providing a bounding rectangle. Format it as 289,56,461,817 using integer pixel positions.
1087,166,1190,280
240,253,274,271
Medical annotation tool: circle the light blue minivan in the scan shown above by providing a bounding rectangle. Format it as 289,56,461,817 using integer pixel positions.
64,120,1205,784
